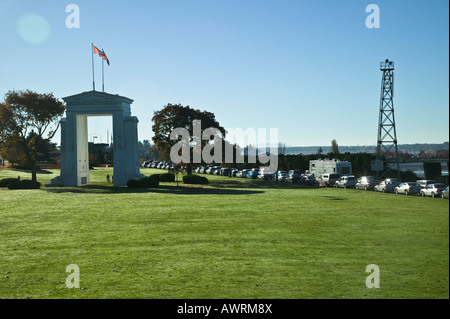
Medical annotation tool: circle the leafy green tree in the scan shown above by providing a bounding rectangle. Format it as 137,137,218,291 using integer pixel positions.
152,103,225,173
0,90,65,182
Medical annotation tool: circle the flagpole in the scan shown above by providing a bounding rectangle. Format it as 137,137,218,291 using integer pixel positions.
91,43,96,91
102,49,105,92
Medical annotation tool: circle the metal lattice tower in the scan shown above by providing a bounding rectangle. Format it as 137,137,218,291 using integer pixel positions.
375,59,400,180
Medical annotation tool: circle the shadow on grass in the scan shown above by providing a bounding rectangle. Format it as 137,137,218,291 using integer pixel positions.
208,178,320,190
321,196,347,201
8,168,54,175
44,184,265,195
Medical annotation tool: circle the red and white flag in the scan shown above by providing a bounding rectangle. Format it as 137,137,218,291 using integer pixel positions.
93,45,110,66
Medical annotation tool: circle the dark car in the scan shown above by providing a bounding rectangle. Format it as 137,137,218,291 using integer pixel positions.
258,170,274,180
335,175,358,189
301,174,316,185
247,171,259,179
287,170,302,183
355,176,379,191
374,180,401,193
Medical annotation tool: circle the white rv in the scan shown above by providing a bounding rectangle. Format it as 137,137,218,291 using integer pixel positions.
309,158,352,177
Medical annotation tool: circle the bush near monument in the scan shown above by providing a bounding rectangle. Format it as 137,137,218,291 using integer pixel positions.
183,174,209,185
149,173,175,182
7,179,41,189
155,173,175,182
0,178,19,187
126,177,159,188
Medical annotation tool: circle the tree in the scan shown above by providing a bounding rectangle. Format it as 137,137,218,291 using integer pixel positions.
152,103,225,173
0,90,65,182
317,147,323,154
331,139,340,154
278,142,286,155
0,135,26,166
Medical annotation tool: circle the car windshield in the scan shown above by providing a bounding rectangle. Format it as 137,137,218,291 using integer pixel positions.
407,182,420,186
434,184,447,188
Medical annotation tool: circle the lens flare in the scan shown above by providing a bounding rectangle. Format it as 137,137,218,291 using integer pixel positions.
17,13,50,45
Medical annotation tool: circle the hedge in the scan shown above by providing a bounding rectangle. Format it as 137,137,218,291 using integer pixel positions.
127,177,159,188
7,180,41,190
183,174,209,185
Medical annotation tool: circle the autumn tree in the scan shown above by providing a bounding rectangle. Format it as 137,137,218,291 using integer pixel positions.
152,103,225,173
0,90,65,182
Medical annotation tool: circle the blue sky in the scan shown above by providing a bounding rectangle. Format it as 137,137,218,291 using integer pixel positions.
0,0,448,147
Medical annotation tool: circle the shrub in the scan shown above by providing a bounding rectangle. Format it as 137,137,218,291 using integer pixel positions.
149,174,161,181
7,180,41,190
127,177,159,188
0,178,19,188
158,173,175,182
183,174,209,185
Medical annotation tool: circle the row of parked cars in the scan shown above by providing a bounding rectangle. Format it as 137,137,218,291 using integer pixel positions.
196,166,274,179
141,161,174,170
142,160,449,199
196,166,320,184
319,173,449,199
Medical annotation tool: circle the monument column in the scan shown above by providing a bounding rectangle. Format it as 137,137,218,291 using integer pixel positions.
112,111,126,186
64,112,78,186
123,116,141,179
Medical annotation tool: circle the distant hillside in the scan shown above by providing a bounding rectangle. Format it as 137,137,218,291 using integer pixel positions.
284,142,449,155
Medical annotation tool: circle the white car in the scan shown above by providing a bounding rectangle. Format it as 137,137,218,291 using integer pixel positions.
394,182,422,195
334,175,358,188
236,170,248,178
276,171,287,181
417,180,437,189
420,183,448,198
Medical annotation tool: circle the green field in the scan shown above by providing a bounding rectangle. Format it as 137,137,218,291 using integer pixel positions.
0,167,448,299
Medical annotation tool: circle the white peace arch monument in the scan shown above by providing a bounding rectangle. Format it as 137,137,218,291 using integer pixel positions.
49,90,145,187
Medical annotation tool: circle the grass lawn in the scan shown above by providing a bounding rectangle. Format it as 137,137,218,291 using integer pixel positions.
0,167,448,299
